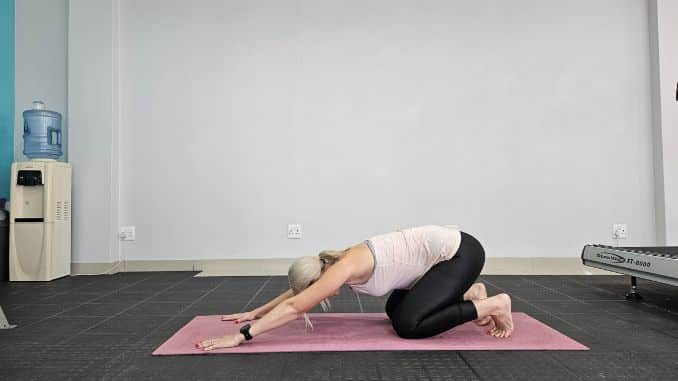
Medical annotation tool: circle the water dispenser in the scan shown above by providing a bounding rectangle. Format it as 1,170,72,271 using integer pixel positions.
9,102,72,281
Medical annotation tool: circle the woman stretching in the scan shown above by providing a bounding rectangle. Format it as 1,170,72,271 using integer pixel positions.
197,225,513,351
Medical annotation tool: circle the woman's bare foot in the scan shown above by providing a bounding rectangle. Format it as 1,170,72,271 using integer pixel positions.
464,282,486,300
488,293,513,338
464,283,492,326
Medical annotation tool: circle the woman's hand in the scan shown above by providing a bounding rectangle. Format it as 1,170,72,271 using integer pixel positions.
221,310,259,323
195,334,244,351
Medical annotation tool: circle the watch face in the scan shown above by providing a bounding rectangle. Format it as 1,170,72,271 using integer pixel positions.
240,324,252,340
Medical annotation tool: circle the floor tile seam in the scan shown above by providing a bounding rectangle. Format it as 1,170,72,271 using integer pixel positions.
547,309,677,342
522,284,678,317
56,275,198,343
642,303,678,317
556,350,678,355
158,276,232,315
6,275,157,331
74,275,235,376
239,277,273,313
419,356,438,381
522,278,589,303
456,352,483,381
610,314,678,339
1,304,28,313
85,300,194,305
514,299,630,303
494,277,653,324
559,277,678,315
565,276,631,298
482,278,595,336
7,278,103,303
530,312,631,316
51,313,121,319
543,352,587,380
373,354,385,380
161,277,219,292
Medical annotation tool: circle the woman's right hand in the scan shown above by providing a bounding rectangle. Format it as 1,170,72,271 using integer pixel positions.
221,310,259,323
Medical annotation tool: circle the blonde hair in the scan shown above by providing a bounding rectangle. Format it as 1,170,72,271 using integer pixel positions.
288,249,346,330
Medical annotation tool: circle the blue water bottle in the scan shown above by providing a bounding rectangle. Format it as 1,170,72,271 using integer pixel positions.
22,101,63,160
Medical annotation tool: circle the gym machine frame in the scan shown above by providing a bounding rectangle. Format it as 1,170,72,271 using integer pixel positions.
581,245,678,300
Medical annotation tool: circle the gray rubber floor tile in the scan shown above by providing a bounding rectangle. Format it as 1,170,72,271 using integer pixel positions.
1,273,677,380
556,352,678,381
124,301,190,316
150,290,210,303
461,351,580,381
60,302,133,317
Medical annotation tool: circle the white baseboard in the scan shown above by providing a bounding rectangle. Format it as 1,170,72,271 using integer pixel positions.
71,261,123,275
71,258,618,276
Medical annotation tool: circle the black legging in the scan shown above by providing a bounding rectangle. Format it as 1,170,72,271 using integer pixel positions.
385,231,486,339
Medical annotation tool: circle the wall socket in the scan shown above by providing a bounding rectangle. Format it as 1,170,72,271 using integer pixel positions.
119,226,136,241
612,224,627,239
288,224,302,239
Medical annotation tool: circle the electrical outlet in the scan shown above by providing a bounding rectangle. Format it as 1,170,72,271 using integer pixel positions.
612,224,627,239
119,226,136,241
288,224,302,239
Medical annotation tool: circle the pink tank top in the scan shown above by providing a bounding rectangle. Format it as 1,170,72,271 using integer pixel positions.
348,225,462,296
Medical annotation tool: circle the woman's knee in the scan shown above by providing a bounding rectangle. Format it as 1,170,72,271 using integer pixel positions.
390,317,423,339
385,290,407,318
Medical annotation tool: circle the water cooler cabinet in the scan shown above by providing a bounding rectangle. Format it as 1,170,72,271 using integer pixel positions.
9,160,72,281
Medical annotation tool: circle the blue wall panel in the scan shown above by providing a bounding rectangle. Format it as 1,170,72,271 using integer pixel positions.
0,0,14,199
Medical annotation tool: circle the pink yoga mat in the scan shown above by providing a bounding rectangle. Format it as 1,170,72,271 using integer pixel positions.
153,313,588,355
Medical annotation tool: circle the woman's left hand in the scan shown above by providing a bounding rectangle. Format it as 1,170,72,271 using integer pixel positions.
195,334,244,351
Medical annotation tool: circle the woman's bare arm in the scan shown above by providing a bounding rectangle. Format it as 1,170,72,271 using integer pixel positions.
222,289,295,322
253,289,294,317
198,251,366,350
245,260,354,339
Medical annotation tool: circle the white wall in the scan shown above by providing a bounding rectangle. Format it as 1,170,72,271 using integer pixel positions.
111,0,657,262
68,0,120,264
650,0,678,245
66,0,664,264
14,0,69,162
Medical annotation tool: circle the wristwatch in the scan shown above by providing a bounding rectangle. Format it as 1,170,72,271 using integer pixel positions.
239,324,253,341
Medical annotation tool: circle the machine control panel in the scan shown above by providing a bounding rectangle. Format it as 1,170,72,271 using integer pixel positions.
17,170,43,186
